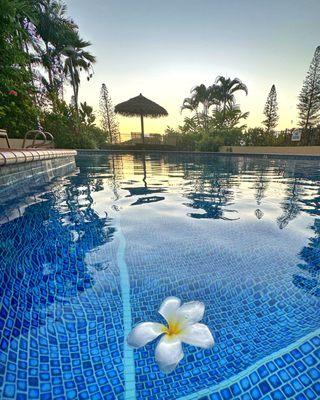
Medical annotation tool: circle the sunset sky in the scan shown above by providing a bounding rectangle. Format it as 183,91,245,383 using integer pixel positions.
66,0,320,140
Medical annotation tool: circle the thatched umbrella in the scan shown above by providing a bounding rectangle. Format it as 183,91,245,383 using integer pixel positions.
114,93,168,144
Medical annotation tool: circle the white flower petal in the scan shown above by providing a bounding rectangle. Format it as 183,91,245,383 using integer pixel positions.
127,322,165,349
158,296,181,323
176,301,205,326
180,323,214,348
155,335,184,373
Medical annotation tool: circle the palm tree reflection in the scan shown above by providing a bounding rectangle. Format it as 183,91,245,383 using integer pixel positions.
183,156,239,220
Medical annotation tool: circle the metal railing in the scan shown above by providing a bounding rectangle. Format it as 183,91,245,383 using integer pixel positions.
22,130,54,149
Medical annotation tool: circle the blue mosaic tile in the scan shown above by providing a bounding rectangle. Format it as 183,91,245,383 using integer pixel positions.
0,153,319,399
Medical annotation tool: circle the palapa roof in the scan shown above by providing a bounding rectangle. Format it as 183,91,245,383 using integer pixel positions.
115,94,168,118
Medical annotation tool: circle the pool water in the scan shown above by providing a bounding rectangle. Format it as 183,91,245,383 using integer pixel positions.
0,153,319,400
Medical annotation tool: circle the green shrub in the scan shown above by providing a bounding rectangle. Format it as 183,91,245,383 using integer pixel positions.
0,0,39,137
243,127,275,146
42,101,108,149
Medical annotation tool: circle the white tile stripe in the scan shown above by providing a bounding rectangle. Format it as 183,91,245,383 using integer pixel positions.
177,328,320,400
0,149,77,166
117,219,136,399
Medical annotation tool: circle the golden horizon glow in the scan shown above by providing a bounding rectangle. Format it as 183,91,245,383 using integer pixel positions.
65,0,319,137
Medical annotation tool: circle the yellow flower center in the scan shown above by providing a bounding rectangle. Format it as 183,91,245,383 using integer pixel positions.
163,320,182,336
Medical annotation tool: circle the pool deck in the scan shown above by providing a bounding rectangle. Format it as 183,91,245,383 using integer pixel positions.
0,149,77,166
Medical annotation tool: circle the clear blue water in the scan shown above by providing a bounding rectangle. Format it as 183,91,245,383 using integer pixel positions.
0,153,319,400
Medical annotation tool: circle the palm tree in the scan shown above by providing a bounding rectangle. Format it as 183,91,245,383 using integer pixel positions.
182,84,219,131
212,106,249,129
28,0,78,106
181,96,198,113
183,84,217,117
63,36,95,115
36,1,74,82
214,76,248,120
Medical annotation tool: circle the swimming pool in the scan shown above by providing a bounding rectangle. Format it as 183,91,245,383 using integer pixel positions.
0,152,319,400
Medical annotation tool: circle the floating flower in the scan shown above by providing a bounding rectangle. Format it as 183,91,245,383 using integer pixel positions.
127,296,214,373
8,90,17,96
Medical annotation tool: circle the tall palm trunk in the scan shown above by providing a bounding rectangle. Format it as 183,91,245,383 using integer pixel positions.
24,42,39,108
222,100,227,124
45,42,54,88
203,101,209,134
69,61,79,116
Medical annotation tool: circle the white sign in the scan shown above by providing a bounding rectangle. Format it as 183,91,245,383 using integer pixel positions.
291,129,302,141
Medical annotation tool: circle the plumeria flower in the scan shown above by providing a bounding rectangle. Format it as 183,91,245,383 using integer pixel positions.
127,296,214,373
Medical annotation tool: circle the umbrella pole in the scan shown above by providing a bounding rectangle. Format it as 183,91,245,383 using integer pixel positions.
140,113,145,145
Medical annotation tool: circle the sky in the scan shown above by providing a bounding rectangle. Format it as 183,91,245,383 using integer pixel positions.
65,0,320,140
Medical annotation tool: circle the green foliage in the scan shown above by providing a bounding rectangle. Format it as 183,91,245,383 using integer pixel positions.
218,128,243,146
262,84,279,133
0,0,38,136
166,115,244,151
242,127,275,146
297,46,320,130
164,127,196,150
63,37,96,113
42,101,107,149
214,76,248,114
0,0,98,148
99,84,120,143
169,78,249,152
211,108,249,130
30,0,96,111
181,76,249,137
79,102,95,127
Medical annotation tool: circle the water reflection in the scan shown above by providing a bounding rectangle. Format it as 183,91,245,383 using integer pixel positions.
181,156,240,220
122,153,166,206
293,219,320,297
277,178,304,229
293,183,320,297
1,152,320,352
253,165,270,220
104,153,320,300
106,154,319,229
0,166,116,342
184,191,239,220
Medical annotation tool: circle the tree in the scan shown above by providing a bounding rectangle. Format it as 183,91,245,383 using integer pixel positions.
33,0,77,104
243,127,274,146
63,36,96,115
79,101,95,127
212,107,249,130
214,76,248,121
262,84,279,133
182,84,220,116
99,83,119,143
16,0,95,115
0,0,38,136
181,96,198,113
181,84,220,132
297,46,320,131
177,75,249,150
